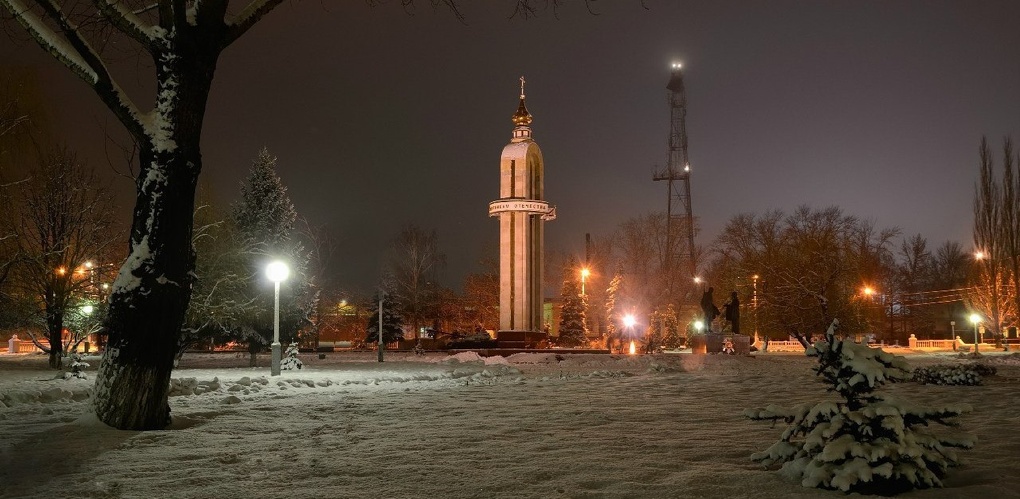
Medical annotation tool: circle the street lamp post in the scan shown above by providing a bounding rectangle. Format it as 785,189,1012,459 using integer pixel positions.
968,313,981,354
580,268,590,296
266,261,290,376
623,314,636,354
752,274,759,343
378,292,385,363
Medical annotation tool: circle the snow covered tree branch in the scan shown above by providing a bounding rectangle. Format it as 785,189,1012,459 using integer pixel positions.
224,0,283,46
93,0,157,48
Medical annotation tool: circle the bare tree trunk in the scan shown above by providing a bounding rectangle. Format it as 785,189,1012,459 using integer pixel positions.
92,51,213,430
249,342,259,368
46,308,64,369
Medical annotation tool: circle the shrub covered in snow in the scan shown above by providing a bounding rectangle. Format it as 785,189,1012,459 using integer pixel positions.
63,353,90,380
745,319,973,495
281,343,303,370
912,363,996,386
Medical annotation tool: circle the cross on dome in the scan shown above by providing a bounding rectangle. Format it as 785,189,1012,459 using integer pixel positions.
512,75,533,127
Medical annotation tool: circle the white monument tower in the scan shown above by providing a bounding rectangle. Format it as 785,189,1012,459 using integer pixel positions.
489,77,556,338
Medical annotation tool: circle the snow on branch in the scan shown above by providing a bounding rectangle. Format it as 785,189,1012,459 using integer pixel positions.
0,0,98,83
0,0,147,138
92,0,159,48
224,0,284,47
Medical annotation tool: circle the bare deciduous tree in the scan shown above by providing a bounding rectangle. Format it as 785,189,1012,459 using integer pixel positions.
712,206,899,345
972,137,1008,335
10,147,119,368
386,224,445,342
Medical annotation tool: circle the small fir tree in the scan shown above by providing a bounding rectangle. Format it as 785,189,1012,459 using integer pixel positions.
604,272,623,351
280,342,302,370
63,352,89,380
558,258,588,346
645,308,664,353
745,319,973,494
661,304,683,349
366,292,405,344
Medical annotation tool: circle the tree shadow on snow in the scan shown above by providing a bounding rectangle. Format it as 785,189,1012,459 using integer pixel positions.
0,413,138,496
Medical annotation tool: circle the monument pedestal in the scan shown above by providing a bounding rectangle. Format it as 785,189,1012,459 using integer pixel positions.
690,335,707,354
496,330,548,349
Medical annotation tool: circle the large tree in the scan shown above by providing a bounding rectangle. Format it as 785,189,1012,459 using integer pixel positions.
557,256,587,346
461,255,499,332
971,137,1010,336
231,148,312,365
0,0,296,429
385,224,445,342
969,136,1020,337
712,206,899,344
10,147,118,367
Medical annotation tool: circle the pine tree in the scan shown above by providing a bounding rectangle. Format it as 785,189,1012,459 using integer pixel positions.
661,304,683,349
231,148,313,366
558,257,588,346
63,352,89,380
280,342,303,371
604,272,623,351
645,308,663,353
745,319,973,494
365,291,405,344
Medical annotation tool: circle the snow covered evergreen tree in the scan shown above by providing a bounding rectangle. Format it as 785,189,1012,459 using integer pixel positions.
280,343,302,371
558,257,588,346
745,319,974,494
365,291,405,344
63,352,89,380
604,272,623,351
645,308,664,352
231,149,314,366
661,304,683,349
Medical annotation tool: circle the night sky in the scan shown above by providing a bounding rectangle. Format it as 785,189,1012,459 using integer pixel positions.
2,1,1018,294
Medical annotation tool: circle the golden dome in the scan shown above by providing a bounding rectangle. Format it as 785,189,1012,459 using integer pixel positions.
511,97,532,126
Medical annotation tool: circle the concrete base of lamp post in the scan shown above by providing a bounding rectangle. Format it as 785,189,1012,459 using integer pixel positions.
271,342,281,376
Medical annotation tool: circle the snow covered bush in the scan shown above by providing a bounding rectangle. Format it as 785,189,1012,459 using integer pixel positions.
281,343,303,371
745,319,974,495
63,353,89,380
912,364,996,386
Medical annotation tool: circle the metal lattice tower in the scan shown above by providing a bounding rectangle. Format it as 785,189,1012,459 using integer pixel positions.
653,63,696,297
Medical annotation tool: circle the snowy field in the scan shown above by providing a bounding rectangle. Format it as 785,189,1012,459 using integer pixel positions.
1,350,1019,499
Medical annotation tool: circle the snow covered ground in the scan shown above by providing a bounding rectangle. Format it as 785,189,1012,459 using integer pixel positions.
1,350,1019,498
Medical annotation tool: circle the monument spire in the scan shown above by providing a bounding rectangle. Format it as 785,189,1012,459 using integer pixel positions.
489,78,555,340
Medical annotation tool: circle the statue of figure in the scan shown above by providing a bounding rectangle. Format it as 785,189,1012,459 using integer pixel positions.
700,287,719,331
723,290,741,334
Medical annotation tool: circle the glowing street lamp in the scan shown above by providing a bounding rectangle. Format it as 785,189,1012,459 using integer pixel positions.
266,261,290,376
968,313,981,354
82,305,94,315
974,251,986,261
580,267,591,296
620,314,636,353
